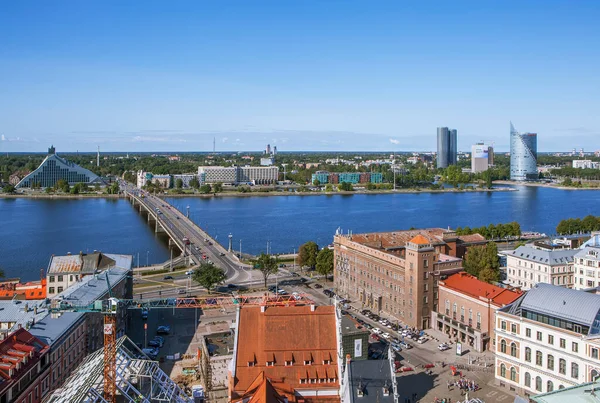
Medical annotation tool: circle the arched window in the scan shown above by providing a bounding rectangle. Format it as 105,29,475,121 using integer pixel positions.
500,340,507,354
524,372,531,387
535,376,542,391
547,355,554,371
559,359,566,375
510,367,517,382
510,342,517,357
525,347,531,362
500,364,506,378
572,363,579,379
547,381,554,392
536,351,543,366
559,385,565,390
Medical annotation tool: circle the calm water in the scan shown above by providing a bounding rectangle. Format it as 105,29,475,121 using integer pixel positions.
1,186,599,281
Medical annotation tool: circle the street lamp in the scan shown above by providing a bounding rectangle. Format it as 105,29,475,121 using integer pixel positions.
186,205,190,218
146,250,149,267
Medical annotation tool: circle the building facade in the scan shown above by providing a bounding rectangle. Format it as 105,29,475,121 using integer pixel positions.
503,245,576,290
437,127,458,168
471,143,494,173
510,123,538,181
311,172,383,185
0,328,51,403
573,243,600,290
495,284,600,398
136,171,172,188
172,174,198,188
16,146,104,189
572,160,600,169
238,166,279,185
432,272,522,352
334,229,485,329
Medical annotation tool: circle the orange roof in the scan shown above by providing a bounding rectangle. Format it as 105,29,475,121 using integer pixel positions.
347,228,485,251
409,234,431,245
232,372,287,403
233,305,339,403
441,272,522,306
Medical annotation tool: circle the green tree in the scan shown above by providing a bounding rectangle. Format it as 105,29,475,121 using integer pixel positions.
56,179,70,193
192,263,226,292
298,241,319,270
316,248,334,281
313,179,321,186
479,267,500,284
463,243,500,279
189,177,200,189
325,184,333,192
2,184,15,194
213,182,223,193
253,253,279,287
175,178,184,189
338,182,353,191
106,182,120,194
199,184,212,194
366,182,376,190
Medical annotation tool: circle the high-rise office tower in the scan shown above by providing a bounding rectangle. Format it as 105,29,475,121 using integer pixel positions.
471,143,493,173
437,127,458,168
510,122,538,181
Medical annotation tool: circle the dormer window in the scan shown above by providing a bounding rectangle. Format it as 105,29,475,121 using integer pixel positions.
304,360,312,365
266,361,275,367
285,360,293,366
323,359,331,365
247,361,255,367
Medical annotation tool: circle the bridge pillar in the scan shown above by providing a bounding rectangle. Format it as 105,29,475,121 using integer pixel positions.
155,220,166,233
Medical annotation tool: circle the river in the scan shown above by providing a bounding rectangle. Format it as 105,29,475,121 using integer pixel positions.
1,186,599,281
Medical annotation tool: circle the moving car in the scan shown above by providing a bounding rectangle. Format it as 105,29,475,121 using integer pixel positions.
185,270,194,275
399,341,412,349
163,275,174,280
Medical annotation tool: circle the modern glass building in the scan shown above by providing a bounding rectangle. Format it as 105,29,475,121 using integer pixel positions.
437,127,458,168
16,146,104,188
510,123,538,181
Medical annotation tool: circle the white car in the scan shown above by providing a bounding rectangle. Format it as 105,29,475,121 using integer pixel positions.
185,270,194,276
372,328,382,335
381,332,391,339
438,343,450,351
417,336,429,344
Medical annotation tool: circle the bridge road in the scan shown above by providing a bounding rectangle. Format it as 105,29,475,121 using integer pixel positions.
120,181,259,284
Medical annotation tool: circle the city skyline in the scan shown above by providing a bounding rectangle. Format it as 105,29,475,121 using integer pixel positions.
1,1,600,152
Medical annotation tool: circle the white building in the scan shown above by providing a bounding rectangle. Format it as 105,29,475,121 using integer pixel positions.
573,235,600,289
260,157,274,166
503,245,577,290
495,283,600,398
198,166,238,184
572,160,600,169
238,166,279,185
198,165,279,185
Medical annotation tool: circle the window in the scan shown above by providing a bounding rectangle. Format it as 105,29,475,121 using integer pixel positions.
536,331,542,341
524,372,531,387
49,287,55,294
500,340,507,354
510,367,517,382
285,360,293,366
266,361,274,367
510,342,517,357
476,312,481,329
547,355,554,371
592,348,599,360
560,338,566,348
57,287,63,293
525,347,531,362
49,276,55,283
547,334,554,345
501,320,507,330
572,363,579,379
559,359,566,375
536,351,543,366
57,275,63,282
547,381,554,392
511,324,517,333
572,342,578,353
526,328,531,337
500,364,506,378
536,376,542,391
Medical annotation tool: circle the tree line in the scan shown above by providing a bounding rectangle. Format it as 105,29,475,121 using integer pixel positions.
556,215,600,235
455,221,521,240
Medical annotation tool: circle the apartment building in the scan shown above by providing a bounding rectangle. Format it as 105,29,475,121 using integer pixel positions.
238,166,279,185
495,283,600,398
432,272,522,352
503,245,577,290
334,229,485,329
46,252,133,298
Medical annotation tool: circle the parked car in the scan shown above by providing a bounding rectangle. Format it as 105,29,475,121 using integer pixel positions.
361,309,371,315
392,344,402,352
277,289,288,295
417,336,429,344
391,337,400,344
178,289,186,294
219,252,225,256
381,332,391,339
372,327,382,335
156,325,171,335
163,275,174,280
142,347,159,360
438,343,450,351
185,270,194,276
227,284,238,290
399,341,412,349
313,283,323,289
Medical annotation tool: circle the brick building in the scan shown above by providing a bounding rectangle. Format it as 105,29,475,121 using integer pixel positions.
334,229,486,329
0,328,51,403
432,272,522,352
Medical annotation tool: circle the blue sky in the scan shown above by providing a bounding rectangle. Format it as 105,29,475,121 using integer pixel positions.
1,1,599,152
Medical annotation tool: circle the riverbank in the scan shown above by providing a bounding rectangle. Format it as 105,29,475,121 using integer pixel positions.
0,193,122,199
494,180,600,191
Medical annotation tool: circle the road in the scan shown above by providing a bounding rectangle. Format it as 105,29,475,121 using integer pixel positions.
120,181,261,284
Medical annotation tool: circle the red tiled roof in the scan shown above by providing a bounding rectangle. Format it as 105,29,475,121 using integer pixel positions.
348,228,484,250
233,305,339,403
441,272,522,306
232,372,288,403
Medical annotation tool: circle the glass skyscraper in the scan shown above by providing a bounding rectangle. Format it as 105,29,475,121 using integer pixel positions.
437,127,458,168
510,122,538,181
16,146,104,188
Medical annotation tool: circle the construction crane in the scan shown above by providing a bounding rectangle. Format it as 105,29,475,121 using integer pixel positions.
50,273,314,403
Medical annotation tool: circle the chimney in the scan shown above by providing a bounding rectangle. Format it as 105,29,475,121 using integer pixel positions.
311,305,315,312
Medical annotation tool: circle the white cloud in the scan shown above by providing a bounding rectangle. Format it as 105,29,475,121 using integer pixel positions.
389,138,400,145
222,137,229,143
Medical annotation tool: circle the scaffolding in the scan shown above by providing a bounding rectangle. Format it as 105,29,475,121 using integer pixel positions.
45,336,192,403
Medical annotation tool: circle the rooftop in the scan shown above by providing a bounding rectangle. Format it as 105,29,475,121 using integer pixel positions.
233,305,339,403
531,378,600,403
505,283,600,336
348,359,396,403
503,245,577,265
0,328,49,394
47,252,132,275
341,315,369,336
441,272,523,306
345,228,485,251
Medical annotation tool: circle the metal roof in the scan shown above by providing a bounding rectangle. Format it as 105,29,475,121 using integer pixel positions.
575,246,600,262
505,245,577,265
520,283,600,332
48,253,131,275
531,378,600,402
348,359,397,403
